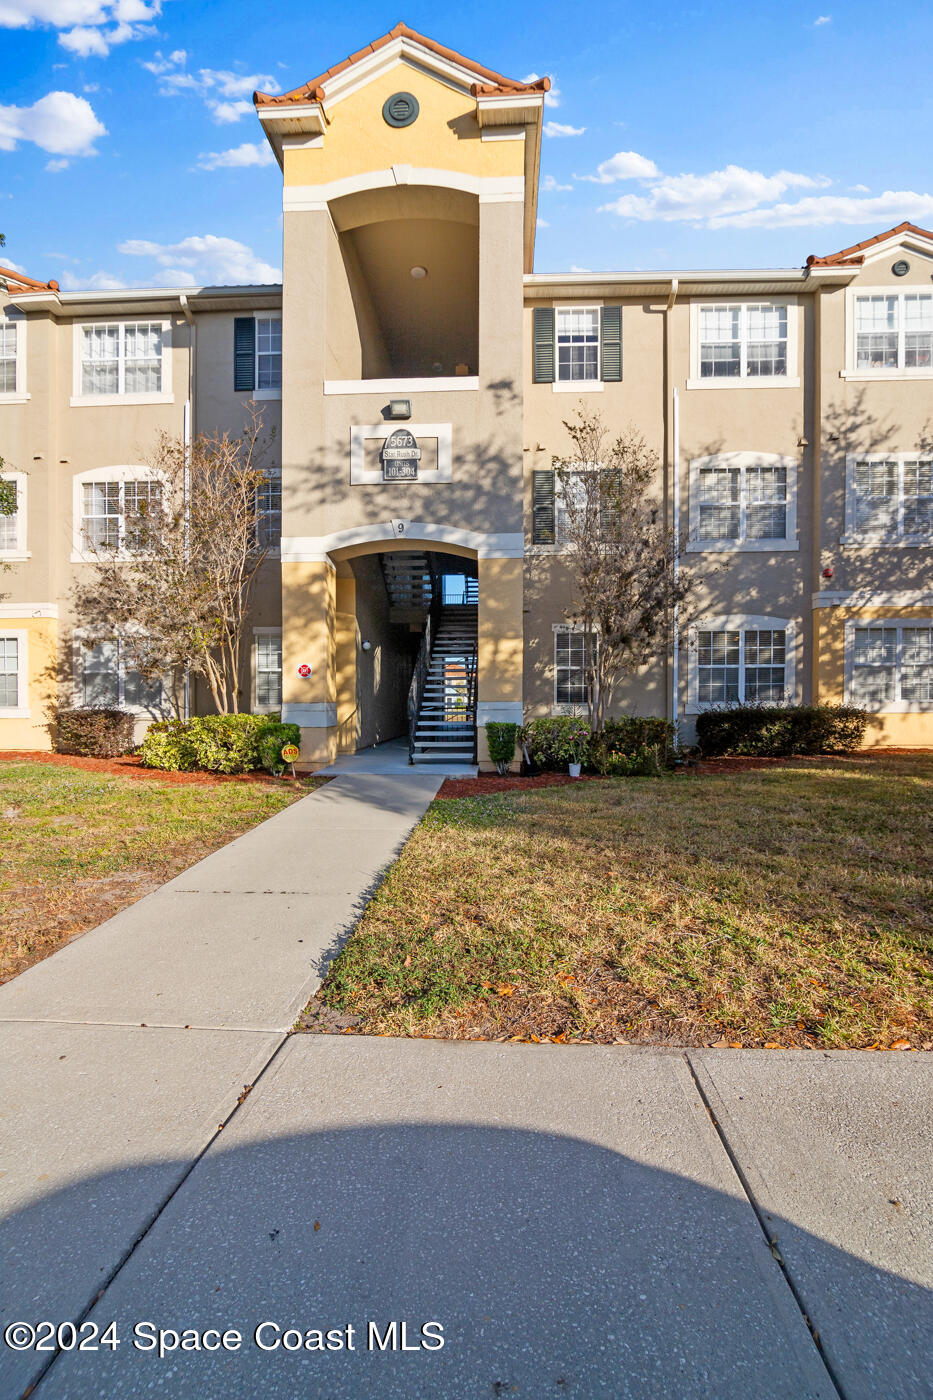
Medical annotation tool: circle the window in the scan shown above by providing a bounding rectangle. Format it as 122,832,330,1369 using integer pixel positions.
0,472,27,557
256,317,282,391
1,320,17,394
687,617,795,711
73,321,170,402
76,636,163,712
81,477,161,553
845,455,933,543
688,454,797,551
854,292,932,372
254,631,282,709
553,626,594,710
689,301,797,388
847,621,933,709
0,635,20,709
557,307,599,383
256,469,282,548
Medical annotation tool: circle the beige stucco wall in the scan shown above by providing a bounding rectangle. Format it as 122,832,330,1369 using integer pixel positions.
0,614,57,749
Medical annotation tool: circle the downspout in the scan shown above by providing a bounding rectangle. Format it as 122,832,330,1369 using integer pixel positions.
665,278,680,746
179,293,196,721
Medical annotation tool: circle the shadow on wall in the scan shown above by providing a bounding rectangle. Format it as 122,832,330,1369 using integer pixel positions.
3,1123,931,1399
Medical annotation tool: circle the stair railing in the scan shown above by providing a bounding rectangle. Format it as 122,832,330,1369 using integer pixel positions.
408,594,441,764
467,637,479,764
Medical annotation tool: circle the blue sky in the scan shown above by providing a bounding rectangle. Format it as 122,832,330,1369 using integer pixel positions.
2,1,933,288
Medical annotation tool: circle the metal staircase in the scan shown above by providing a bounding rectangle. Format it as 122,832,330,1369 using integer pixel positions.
380,552,434,609
409,603,478,765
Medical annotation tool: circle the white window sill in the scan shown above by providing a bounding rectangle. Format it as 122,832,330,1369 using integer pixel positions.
841,535,933,549
0,706,30,719
70,393,175,408
0,393,30,405
552,379,604,393
323,376,478,395
0,551,31,561
685,539,798,553
685,376,800,391
251,389,282,401
840,369,933,381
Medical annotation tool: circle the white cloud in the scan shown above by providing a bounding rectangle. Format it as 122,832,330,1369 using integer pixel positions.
709,190,933,229
536,218,549,228
569,265,591,273
0,90,106,156
811,14,832,25
45,156,70,171
544,121,584,138
149,55,280,122
540,174,572,193
58,268,127,289
0,0,164,57
523,71,560,107
83,81,99,92
118,234,281,285
1,257,28,274
197,140,274,170
577,150,659,183
601,164,829,222
0,2,107,25
849,183,870,194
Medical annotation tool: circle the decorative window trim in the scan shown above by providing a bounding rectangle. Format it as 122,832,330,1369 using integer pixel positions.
843,286,933,380
685,615,797,714
256,467,282,553
553,304,603,392
0,311,28,403
687,298,800,390
71,626,167,716
842,453,933,547
686,452,798,552
253,314,282,401
0,471,29,559
70,319,173,406
0,629,28,717
71,465,161,563
252,626,283,712
844,617,933,712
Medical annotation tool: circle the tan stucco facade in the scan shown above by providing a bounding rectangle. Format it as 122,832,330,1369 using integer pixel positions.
1,25,931,761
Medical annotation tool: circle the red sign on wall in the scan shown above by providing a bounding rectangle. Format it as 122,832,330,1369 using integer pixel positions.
296,663,312,679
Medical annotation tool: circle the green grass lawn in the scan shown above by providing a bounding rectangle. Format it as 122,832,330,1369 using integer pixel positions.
0,760,314,983
314,754,933,1049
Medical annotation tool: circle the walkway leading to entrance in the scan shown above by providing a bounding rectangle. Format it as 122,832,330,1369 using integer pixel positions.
313,736,478,778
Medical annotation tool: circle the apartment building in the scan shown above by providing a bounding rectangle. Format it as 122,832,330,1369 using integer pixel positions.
2,21,931,767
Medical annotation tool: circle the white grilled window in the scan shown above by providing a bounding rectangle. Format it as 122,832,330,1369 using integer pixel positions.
850,623,933,708
256,317,282,391
81,478,161,553
557,308,599,382
855,292,933,371
79,636,162,711
0,478,20,553
0,636,19,709
699,303,788,380
255,633,282,708
0,321,17,393
80,322,164,396
554,628,590,706
693,457,792,548
850,456,933,541
696,627,788,705
256,470,282,548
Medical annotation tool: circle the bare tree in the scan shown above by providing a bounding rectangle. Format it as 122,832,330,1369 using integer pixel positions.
73,406,275,715
554,408,692,733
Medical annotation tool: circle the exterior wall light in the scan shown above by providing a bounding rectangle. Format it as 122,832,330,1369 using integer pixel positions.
361,640,373,651
410,266,427,279
387,399,411,420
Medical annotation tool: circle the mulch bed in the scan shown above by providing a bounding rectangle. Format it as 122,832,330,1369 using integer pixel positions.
0,750,304,787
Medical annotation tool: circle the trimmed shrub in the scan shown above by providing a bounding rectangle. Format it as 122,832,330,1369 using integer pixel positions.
138,714,300,774
695,703,871,758
485,721,519,775
588,716,673,775
523,716,592,770
55,707,136,758
257,721,303,775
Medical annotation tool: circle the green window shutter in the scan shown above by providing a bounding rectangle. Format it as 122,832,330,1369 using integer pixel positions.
234,317,255,392
533,306,555,383
532,469,556,544
600,305,622,381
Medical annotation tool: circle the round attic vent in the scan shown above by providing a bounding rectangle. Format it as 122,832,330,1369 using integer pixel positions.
892,259,910,276
383,91,419,127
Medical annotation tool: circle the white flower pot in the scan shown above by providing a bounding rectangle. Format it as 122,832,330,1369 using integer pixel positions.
568,762,582,778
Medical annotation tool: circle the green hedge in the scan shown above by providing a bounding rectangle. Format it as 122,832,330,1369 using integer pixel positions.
523,716,592,769
55,707,135,758
588,716,673,775
485,721,519,775
138,714,301,774
695,703,870,757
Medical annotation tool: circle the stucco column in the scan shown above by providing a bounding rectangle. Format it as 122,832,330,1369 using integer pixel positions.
334,574,358,754
476,554,523,771
281,558,337,766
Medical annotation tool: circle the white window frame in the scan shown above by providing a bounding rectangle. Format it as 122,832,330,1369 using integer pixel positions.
0,471,29,559
71,319,173,406
253,315,282,401
551,621,595,715
842,453,933,546
844,286,933,381
685,616,797,714
252,626,283,712
256,468,282,552
72,628,167,716
0,310,28,403
0,629,28,717
688,298,799,390
687,452,798,552
71,465,162,563
844,618,933,712
553,304,604,393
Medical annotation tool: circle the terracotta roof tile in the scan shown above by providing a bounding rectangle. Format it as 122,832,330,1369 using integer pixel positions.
0,264,57,293
806,221,933,267
254,21,549,108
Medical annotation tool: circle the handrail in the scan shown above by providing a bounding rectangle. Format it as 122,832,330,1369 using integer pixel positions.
408,594,441,764
467,635,479,764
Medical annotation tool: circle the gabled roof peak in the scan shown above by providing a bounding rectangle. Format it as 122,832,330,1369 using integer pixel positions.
253,21,549,108
0,263,57,294
806,221,933,267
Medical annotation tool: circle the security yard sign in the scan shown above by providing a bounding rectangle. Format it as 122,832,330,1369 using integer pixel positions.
281,744,300,762
381,428,421,481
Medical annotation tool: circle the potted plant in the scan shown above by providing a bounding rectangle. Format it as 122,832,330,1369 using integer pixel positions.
566,722,590,778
